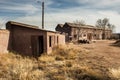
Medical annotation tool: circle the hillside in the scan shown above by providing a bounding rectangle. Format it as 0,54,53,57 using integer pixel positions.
0,40,120,80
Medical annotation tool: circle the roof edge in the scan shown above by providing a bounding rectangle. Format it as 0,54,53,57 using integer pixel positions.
6,21,57,33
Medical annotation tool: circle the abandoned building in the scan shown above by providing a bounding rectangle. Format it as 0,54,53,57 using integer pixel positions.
56,22,112,42
111,33,120,39
0,21,65,56
0,30,10,53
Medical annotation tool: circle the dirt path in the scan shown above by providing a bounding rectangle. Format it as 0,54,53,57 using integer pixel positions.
79,40,120,68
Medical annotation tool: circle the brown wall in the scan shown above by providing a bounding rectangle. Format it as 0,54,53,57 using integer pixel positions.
47,32,55,54
0,30,9,53
105,30,112,39
46,32,65,54
6,23,65,56
56,23,112,42
7,25,47,56
57,34,65,45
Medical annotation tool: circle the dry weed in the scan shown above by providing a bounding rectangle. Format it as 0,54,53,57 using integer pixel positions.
110,67,120,79
0,44,117,80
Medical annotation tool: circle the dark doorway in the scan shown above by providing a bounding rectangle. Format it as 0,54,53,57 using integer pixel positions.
57,36,59,44
38,36,44,55
31,36,44,57
49,36,52,47
87,33,92,40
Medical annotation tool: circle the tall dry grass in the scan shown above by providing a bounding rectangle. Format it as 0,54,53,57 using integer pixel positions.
0,53,46,80
0,44,116,80
109,67,120,79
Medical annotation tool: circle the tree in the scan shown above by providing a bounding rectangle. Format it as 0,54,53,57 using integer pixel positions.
96,18,109,28
107,23,116,33
96,18,115,39
96,19,103,28
74,20,86,26
73,19,86,41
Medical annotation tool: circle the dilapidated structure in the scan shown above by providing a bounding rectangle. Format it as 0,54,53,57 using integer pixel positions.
0,30,10,53
0,21,65,57
111,33,120,39
56,22,112,42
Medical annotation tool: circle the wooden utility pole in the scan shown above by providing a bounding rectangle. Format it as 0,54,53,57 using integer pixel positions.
42,1,44,29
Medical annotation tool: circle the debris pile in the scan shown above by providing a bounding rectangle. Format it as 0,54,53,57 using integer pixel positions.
114,40,120,46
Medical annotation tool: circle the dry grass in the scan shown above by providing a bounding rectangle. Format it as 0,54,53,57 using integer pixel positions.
109,68,120,79
38,55,55,62
0,53,42,80
0,44,117,80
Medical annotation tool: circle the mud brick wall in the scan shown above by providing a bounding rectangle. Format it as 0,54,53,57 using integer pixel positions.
0,30,9,53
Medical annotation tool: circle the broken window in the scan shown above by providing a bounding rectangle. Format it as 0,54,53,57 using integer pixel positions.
94,34,96,36
74,35,77,39
83,34,86,37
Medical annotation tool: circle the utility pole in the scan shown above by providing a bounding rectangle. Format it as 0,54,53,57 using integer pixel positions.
42,1,44,29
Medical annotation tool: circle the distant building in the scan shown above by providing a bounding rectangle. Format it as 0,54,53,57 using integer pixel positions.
56,22,112,42
0,21,65,57
111,33,120,39
56,24,64,33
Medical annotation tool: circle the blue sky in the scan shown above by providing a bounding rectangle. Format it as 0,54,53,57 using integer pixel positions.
0,0,120,32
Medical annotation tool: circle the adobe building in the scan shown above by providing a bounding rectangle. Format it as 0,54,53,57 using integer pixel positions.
0,21,65,57
56,24,64,33
111,33,120,39
56,22,112,42
0,30,9,53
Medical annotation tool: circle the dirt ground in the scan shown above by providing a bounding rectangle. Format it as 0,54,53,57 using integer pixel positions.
78,40,120,68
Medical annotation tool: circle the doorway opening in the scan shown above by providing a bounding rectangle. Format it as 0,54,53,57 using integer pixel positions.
31,36,44,57
87,33,92,40
38,36,44,55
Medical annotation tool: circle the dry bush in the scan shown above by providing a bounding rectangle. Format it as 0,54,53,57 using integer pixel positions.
64,66,108,80
52,45,81,60
113,40,120,47
38,55,55,63
0,44,116,80
109,67,120,79
26,69,45,80
114,40,120,44
0,53,46,80
45,68,66,80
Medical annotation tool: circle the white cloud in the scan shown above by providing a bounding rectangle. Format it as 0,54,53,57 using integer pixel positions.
11,7,120,32
78,0,120,6
1,0,120,33
76,0,120,10
0,4,39,14
0,17,10,29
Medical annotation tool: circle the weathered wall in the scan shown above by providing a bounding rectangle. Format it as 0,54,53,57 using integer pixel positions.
46,32,65,54
6,25,47,56
57,34,65,45
105,30,112,39
6,22,65,56
56,23,112,42
111,33,120,39
0,30,9,53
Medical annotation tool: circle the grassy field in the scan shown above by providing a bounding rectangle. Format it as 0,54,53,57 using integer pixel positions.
0,41,119,80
